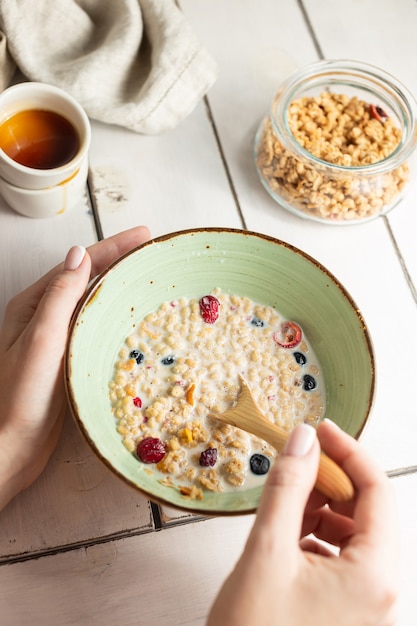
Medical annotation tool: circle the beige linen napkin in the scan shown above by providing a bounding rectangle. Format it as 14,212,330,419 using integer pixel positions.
0,30,15,91
0,0,217,134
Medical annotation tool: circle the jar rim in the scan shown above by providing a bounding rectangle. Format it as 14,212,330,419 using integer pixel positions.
270,59,417,174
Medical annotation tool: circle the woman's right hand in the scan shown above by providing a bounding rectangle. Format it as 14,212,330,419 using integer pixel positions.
207,419,399,626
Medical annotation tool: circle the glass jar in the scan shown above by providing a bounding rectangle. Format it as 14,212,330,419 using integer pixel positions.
254,59,417,224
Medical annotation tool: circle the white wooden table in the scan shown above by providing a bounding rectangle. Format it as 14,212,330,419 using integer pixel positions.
1,1,417,624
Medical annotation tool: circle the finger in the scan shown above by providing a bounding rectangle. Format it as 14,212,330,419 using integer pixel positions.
299,536,337,557
304,487,329,514
301,505,354,548
317,420,398,553
20,247,92,362
249,424,320,555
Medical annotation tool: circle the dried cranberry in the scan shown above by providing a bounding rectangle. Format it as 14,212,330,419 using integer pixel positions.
133,396,142,408
199,448,218,467
370,103,388,122
136,437,166,463
199,295,220,324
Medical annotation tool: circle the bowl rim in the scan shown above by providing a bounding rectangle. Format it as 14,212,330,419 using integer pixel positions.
65,227,376,515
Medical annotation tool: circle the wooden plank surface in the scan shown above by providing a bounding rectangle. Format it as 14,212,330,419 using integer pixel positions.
0,472,415,625
88,104,243,241
0,514,254,626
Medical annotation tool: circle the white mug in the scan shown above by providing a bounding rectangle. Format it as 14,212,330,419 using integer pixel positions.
0,81,90,190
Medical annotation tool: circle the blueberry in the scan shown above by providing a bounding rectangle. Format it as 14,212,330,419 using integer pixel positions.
161,355,175,366
250,453,270,475
303,374,317,391
251,317,264,327
293,351,307,366
130,350,144,365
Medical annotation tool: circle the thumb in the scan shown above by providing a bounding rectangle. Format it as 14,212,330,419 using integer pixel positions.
252,423,320,549
28,245,91,347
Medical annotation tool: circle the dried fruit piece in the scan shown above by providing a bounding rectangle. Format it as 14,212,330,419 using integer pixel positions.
186,383,196,406
133,396,142,408
161,355,175,365
178,427,193,443
179,485,203,500
370,103,388,122
273,321,302,348
121,359,135,371
199,448,218,467
199,295,220,324
250,453,270,475
136,437,166,463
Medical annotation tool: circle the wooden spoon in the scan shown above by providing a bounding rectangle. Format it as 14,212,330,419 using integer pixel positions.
209,377,354,502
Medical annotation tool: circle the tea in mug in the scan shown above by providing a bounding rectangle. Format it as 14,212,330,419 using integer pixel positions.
0,109,79,170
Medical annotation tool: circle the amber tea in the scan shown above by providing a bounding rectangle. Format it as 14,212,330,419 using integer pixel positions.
0,109,79,170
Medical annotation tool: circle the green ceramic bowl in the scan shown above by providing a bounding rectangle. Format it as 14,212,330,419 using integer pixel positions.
65,228,375,515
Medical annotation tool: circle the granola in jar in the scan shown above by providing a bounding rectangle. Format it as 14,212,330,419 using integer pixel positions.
254,60,417,223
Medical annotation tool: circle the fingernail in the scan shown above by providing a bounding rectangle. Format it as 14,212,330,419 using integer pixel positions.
323,418,341,432
284,423,316,457
64,245,86,271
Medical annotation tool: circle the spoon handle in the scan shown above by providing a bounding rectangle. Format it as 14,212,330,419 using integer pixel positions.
210,381,354,502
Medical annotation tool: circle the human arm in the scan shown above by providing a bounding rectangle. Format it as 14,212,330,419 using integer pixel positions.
0,226,150,510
